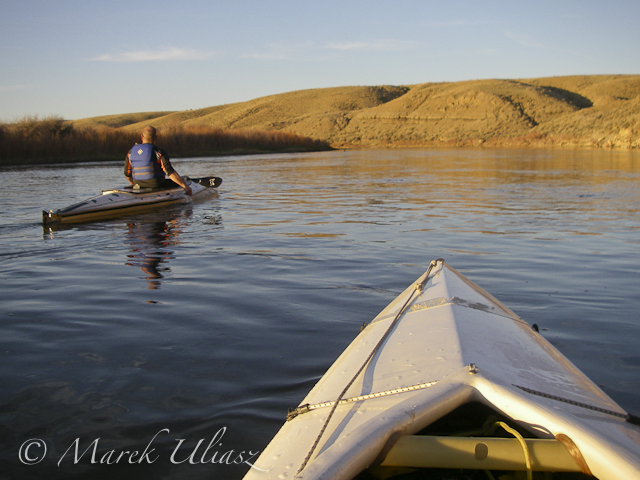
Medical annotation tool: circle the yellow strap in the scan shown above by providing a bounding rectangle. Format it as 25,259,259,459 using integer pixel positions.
494,421,532,480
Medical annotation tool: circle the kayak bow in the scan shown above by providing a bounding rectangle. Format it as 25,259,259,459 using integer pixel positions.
244,259,640,480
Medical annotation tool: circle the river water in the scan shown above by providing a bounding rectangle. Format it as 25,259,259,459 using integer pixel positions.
1,148,639,479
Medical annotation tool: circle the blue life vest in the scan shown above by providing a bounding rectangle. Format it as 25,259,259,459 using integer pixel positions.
129,144,165,182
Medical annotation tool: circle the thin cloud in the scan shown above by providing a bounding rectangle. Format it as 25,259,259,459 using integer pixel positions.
241,51,289,60
324,39,419,52
242,53,289,60
91,47,215,62
504,31,544,48
241,42,313,61
427,19,498,27
241,39,418,61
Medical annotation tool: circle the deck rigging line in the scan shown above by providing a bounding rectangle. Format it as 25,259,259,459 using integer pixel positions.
287,380,439,421
514,384,640,425
294,259,445,476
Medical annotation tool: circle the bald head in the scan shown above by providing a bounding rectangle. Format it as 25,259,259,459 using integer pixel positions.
141,126,157,143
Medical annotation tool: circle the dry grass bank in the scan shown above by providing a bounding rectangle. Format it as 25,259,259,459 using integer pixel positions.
74,76,640,150
0,116,331,166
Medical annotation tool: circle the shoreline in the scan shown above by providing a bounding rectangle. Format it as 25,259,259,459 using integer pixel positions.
5,142,639,169
0,145,334,167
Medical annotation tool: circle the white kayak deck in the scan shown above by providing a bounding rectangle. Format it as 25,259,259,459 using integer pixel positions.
42,176,221,224
244,261,640,480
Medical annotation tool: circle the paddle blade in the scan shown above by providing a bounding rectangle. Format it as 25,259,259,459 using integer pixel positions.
194,176,222,188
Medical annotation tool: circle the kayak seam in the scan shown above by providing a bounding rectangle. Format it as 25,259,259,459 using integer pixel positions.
371,297,523,326
287,380,439,420
409,297,523,323
57,197,182,215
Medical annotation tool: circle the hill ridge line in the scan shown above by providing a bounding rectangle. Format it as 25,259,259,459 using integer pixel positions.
74,75,640,149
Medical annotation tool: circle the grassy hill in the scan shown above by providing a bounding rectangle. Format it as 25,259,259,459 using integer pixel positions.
74,75,640,149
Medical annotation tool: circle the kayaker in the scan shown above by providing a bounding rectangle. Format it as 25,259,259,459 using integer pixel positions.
124,125,192,195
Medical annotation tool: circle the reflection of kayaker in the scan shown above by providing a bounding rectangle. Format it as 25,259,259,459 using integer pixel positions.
125,125,192,195
125,216,185,290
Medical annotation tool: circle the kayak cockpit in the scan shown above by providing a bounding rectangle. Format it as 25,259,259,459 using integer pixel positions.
357,402,596,480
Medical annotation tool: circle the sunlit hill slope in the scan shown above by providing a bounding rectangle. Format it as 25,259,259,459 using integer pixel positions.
75,75,640,149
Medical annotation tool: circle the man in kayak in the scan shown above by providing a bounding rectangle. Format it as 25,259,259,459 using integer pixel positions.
124,125,192,195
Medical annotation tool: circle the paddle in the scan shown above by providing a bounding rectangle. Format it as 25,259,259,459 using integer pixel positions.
193,176,223,188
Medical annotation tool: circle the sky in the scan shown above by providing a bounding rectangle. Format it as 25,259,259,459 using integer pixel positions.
1,0,639,122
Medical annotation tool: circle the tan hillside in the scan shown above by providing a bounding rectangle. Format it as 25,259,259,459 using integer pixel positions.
75,75,640,149
116,85,409,133
72,111,177,129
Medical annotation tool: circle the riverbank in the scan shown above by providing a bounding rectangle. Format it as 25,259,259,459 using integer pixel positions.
4,75,638,167
0,117,332,166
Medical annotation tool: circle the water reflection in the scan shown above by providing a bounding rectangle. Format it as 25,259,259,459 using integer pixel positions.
121,203,206,289
125,219,180,289
43,205,196,289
